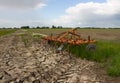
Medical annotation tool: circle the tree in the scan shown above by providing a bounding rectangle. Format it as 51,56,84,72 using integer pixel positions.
36,26,40,29
52,25,56,29
57,26,63,28
21,26,30,29
41,26,49,29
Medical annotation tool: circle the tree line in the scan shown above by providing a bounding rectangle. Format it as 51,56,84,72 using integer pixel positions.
0,26,120,29
20,25,63,29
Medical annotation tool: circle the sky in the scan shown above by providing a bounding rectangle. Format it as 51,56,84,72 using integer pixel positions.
0,0,120,28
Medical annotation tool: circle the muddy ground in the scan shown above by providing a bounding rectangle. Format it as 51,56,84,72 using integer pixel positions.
0,30,119,83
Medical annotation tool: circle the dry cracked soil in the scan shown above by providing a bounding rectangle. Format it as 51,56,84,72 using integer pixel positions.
0,30,119,83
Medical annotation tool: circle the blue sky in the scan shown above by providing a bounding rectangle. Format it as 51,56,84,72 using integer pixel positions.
41,0,105,19
0,0,120,28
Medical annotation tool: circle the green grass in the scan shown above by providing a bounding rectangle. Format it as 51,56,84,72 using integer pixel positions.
0,29,17,37
19,32,42,47
107,53,120,77
68,41,120,77
19,33,33,47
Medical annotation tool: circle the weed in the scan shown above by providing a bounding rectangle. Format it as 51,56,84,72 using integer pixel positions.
0,29,16,37
107,53,120,77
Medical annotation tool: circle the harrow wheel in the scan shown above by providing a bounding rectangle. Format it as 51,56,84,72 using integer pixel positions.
48,40,52,44
86,44,96,51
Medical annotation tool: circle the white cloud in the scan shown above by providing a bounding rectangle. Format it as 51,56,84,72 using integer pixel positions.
0,19,18,27
0,0,46,10
0,19,49,28
53,0,120,27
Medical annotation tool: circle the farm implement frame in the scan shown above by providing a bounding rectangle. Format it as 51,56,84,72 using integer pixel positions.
42,28,96,52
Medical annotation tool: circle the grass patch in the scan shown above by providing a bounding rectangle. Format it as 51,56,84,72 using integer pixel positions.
20,33,33,47
32,34,42,43
68,41,120,76
107,53,120,77
69,41,115,62
0,29,17,37
19,32,42,47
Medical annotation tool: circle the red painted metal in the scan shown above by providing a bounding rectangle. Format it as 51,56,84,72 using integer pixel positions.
42,28,96,45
